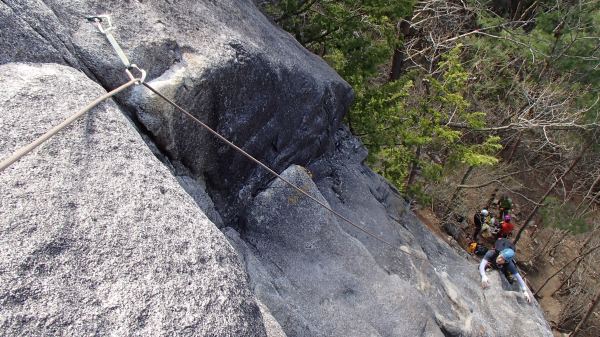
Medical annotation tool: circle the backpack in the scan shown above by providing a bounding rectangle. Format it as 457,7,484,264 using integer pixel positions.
467,242,488,255
480,217,496,238
475,245,488,256
494,238,515,253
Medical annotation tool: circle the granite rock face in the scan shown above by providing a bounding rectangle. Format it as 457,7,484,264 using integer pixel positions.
0,63,267,337
224,128,553,337
1,0,352,223
0,1,555,336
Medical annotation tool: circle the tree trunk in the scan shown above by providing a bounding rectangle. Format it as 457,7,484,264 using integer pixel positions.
388,20,411,82
486,187,499,210
552,255,585,296
577,191,600,217
405,145,422,189
445,165,475,216
533,243,600,296
569,290,600,337
553,225,599,295
485,133,520,211
506,132,522,163
389,48,405,82
529,229,558,265
513,141,591,245
576,171,600,213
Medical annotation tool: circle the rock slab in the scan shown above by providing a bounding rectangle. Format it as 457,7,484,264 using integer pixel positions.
224,128,554,337
0,63,267,337
1,0,353,224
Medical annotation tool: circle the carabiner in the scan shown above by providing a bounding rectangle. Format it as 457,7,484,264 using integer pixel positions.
126,64,147,84
85,15,113,34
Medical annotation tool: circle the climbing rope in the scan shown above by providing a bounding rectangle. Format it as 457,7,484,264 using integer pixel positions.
141,84,439,264
2,14,431,265
143,82,399,249
135,62,435,262
91,14,432,263
0,78,139,172
0,16,147,173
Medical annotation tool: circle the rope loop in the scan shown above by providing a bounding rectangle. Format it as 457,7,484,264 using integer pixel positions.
126,64,146,84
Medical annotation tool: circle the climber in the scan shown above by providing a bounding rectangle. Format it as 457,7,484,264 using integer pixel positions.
480,214,497,240
472,209,489,240
479,238,532,303
498,195,513,218
496,214,514,239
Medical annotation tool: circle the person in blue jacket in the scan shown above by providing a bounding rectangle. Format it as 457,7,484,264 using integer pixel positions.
479,238,532,303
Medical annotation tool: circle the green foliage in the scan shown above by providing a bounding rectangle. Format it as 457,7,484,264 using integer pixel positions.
540,197,589,233
466,0,600,119
264,2,501,198
406,184,433,206
265,0,413,84
265,0,600,236
354,45,501,194
537,1,600,82
371,145,412,187
475,12,504,28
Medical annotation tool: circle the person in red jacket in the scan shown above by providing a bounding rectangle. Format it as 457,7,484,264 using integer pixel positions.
497,214,514,238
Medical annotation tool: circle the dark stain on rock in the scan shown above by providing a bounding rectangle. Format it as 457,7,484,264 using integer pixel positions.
43,237,72,256
136,307,150,329
0,286,39,307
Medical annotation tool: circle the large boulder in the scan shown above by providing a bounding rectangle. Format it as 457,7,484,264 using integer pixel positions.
0,63,267,336
224,128,553,337
1,0,352,224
